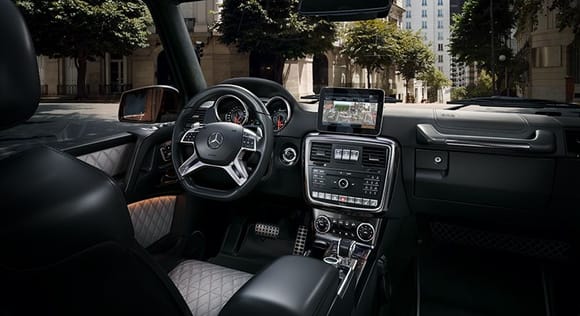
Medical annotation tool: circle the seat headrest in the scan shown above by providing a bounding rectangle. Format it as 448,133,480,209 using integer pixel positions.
0,0,40,130
0,147,135,269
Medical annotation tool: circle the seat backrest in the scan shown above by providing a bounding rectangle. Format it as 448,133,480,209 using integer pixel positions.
0,4,191,314
0,0,40,130
0,146,193,316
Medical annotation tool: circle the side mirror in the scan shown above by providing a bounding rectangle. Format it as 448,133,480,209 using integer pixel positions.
118,85,180,123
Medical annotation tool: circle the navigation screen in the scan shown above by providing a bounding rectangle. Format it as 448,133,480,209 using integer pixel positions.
318,88,384,135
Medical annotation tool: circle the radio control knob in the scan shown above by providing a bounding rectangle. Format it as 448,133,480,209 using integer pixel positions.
337,178,349,189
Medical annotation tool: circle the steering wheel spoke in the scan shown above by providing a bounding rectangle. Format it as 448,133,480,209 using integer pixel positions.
178,151,205,177
242,128,259,152
223,152,250,186
180,123,204,145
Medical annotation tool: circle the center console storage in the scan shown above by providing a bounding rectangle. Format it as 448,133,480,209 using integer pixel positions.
219,256,339,316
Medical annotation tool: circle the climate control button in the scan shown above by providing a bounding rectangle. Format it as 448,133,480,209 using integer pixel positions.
314,216,331,233
357,223,375,242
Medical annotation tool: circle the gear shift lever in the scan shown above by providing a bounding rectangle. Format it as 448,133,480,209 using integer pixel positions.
338,238,356,259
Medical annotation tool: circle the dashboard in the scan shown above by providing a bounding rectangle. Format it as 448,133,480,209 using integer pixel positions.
186,77,580,239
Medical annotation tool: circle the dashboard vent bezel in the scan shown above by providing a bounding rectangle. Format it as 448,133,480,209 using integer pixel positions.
362,146,388,168
310,142,332,163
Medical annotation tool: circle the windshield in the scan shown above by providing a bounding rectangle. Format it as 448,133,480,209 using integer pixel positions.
1,0,579,156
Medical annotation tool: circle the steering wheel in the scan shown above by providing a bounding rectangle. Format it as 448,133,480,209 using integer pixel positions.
171,84,274,201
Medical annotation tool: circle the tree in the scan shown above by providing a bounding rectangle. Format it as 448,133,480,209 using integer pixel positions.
341,20,400,88
214,0,334,84
15,0,152,98
395,30,434,101
418,66,452,102
449,0,514,71
514,0,580,37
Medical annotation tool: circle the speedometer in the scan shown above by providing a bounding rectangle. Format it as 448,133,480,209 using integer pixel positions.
225,105,247,125
214,95,249,125
265,96,291,132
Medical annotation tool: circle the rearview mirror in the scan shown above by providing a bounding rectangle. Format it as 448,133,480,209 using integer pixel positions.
118,86,180,123
299,0,393,21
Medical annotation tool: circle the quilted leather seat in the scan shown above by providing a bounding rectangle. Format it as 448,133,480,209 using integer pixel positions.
170,260,253,316
127,196,253,316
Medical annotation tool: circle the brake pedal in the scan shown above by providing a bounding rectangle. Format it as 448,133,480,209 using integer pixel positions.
293,225,309,256
255,223,280,239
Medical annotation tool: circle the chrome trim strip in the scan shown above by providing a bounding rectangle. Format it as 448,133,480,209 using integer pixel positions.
304,133,398,213
337,259,358,298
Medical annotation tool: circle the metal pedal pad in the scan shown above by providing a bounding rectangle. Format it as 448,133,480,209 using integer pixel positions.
293,225,309,256
255,223,280,239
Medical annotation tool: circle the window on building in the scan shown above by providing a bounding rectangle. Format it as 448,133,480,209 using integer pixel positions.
438,9,443,17
423,33,428,41
438,43,444,51
422,10,427,17
438,55,444,63
422,21,427,29
422,0,427,6
406,0,411,7
406,22,412,29
438,66,444,72
438,32,444,40
437,0,443,5
406,11,411,18
437,20,444,29
532,46,562,68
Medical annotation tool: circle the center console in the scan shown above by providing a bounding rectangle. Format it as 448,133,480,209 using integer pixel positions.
302,88,398,311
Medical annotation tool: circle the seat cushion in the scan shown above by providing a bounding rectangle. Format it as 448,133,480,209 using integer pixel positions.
169,260,253,316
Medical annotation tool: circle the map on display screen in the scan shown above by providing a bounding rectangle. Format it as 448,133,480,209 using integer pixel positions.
318,88,384,135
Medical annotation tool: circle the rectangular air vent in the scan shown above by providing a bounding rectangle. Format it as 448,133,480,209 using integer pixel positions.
310,142,332,163
566,130,580,154
362,146,387,168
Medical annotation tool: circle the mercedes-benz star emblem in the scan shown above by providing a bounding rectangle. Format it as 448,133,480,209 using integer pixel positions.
207,132,224,149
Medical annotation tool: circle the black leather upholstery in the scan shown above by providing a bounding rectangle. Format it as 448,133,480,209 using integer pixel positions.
0,147,193,316
0,0,40,130
0,146,134,269
219,256,339,316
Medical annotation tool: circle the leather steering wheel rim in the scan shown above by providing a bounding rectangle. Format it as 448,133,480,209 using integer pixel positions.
171,84,274,201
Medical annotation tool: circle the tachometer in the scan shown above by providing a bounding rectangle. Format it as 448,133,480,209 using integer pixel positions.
214,95,249,125
265,96,291,132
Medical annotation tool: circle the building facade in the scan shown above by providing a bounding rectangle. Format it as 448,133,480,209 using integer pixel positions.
515,4,579,103
37,0,407,101
402,0,452,101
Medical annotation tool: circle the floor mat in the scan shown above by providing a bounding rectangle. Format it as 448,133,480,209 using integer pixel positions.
418,244,547,316
208,216,297,274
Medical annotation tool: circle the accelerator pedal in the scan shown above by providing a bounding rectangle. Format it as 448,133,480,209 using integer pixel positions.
293,225,309,256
